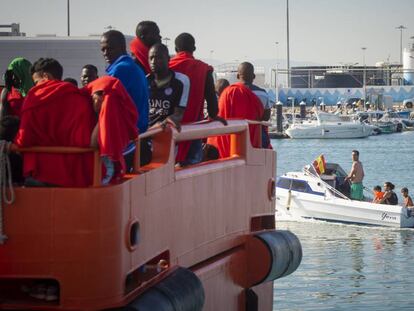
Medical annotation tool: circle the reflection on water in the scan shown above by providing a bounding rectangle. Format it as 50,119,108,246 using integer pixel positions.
273,221,414,310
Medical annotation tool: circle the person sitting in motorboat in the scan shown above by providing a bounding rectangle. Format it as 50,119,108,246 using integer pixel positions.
401,187,413,208
379,182,398,205
401,187,414,217
344,150,364,200
372,185,384,203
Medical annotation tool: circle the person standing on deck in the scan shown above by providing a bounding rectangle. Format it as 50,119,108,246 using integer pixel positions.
0,57,34,182
237,62,272,149
130,21,162,75
1,57,34,120
169,32,224,166
215,78,230,98
345,150,365,200
147,43,189,130
100,30,150,166
207,64,265,158
80,64,98,87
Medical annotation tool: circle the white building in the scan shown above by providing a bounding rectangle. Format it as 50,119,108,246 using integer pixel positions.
0,35,133,84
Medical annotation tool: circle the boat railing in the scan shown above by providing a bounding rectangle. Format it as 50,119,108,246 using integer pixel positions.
303,166,350,200
9,145,103,187
8,119,267,187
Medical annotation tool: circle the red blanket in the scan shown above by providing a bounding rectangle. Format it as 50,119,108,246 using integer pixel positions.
6,87,24,117
207,83,264,158
169,51,212,161
83,76,138,171
130,37,151,74
15,80,95,187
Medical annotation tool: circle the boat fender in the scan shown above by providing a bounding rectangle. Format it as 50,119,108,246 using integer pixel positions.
246,230,302,286
122,267,205,311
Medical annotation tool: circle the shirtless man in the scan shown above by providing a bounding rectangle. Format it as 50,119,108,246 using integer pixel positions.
345,150,365,200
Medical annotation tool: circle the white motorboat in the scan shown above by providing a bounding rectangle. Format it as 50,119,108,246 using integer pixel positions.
285,112,374,139
275,162,414,228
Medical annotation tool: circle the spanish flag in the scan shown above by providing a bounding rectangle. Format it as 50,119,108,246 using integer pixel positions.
313,154,326,175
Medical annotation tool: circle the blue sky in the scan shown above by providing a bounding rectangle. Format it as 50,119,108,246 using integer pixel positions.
1,0,414,66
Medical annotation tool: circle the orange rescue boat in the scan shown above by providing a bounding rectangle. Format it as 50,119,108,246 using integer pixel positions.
0,120,302,310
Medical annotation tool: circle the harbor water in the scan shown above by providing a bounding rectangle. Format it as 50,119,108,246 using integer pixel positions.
271,131,414,310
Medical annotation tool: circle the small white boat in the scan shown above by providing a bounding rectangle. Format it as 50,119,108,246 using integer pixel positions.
285,112,374,139
276,163,414,228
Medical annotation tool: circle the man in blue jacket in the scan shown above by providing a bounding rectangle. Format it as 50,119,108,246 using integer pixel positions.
100,30,150,165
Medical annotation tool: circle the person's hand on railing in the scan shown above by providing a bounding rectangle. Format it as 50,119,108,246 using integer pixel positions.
161,117,181,132
210,116,228,126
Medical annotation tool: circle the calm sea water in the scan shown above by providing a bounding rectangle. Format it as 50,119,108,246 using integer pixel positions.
271,131,414,311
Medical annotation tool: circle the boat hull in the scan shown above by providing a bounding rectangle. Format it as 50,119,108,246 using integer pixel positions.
0,121,302,310
276,188,414,228
286,123,373,139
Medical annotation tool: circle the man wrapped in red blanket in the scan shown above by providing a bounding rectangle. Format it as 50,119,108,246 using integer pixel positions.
84,76,138,183
15,58,95,187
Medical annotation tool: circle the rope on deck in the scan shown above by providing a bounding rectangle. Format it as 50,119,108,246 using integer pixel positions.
0,140,15,244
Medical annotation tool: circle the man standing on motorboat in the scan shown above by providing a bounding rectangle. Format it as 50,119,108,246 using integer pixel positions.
345,150,365,200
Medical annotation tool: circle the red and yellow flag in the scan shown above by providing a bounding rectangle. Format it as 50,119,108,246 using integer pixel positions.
312,154,326,175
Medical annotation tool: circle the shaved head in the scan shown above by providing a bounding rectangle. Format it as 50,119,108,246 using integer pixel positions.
237,62,255,84
136,21,161,47
175,33,196,53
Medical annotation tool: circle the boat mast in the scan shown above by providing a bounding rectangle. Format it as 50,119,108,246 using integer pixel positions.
67,0,70,36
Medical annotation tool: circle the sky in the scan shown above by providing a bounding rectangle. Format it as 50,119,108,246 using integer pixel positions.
1,0,414,67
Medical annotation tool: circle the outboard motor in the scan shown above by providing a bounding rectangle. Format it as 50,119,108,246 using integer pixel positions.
401,208,414,228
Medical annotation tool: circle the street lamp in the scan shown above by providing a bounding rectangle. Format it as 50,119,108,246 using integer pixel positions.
67,0,70,36
162,37,170,48
275,42,280,102
275,41,279,102
210,50,214,60
396,25,407,64
286,0,291,87
275,41,279,64
361,47,367,66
